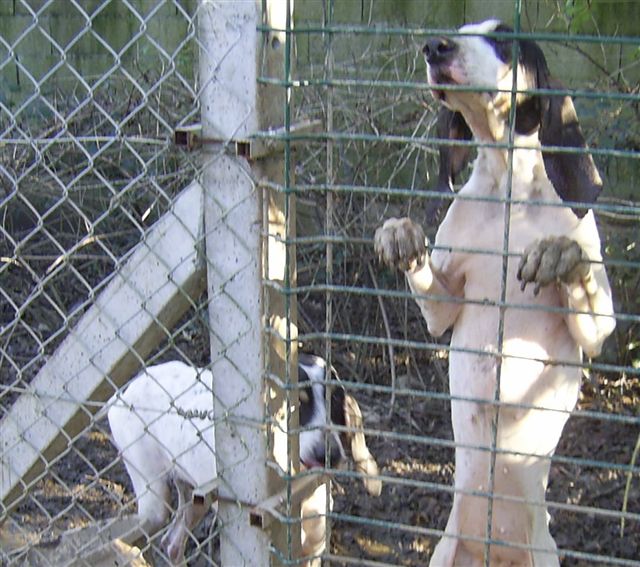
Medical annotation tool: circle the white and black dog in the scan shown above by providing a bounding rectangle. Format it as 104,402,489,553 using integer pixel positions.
107,354,381,565
375,20,615,566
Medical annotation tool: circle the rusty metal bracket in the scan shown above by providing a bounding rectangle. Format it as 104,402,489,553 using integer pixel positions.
192,473,327,531
192,477,221,508
174,118,322,159
174,124,206,151
249,473,327,530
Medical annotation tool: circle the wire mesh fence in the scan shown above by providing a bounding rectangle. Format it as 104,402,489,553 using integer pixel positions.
1,0,639,566
0,0,209,564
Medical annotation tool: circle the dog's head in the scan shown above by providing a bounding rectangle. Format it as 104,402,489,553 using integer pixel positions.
424,19,601,216
298,353,382,497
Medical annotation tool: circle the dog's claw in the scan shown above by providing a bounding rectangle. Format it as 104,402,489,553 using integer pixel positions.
517,236,589,294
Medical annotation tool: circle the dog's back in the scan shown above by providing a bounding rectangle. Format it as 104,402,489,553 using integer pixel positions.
108,361,217,530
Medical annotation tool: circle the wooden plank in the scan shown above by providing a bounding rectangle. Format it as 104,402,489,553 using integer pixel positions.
0,181,206,509
16,517,150,567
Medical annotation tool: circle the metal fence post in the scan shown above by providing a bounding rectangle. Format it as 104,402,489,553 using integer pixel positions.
198,0,297,564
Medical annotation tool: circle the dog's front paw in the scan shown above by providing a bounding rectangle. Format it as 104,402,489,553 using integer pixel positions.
374,217,428,272
517,236,589,295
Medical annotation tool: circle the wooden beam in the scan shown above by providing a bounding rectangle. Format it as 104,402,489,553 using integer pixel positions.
0,181,206,510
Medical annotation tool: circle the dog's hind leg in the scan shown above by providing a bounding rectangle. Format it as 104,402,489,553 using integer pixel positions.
117,471,172,558
429,507,463,567
161,477,211,565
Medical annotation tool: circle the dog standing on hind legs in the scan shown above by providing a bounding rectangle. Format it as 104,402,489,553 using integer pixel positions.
375,20,616,566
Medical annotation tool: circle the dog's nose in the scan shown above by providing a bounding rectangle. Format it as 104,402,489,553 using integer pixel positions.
422,37,457,64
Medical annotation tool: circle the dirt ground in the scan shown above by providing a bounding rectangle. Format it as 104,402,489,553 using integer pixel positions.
330,385,640,566
2,230,639,564
5,364,639,566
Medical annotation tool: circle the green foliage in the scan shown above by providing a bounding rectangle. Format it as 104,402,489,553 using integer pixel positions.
563,0,593,33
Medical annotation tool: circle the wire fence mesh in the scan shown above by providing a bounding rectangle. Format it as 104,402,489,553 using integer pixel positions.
0,0,209,564
1,0,639,566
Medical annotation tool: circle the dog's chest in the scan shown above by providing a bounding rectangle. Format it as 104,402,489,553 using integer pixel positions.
436,173,580,320
452,161,578,253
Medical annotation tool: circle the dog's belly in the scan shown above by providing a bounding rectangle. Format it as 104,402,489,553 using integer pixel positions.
449,299,581,446
443,298,581,560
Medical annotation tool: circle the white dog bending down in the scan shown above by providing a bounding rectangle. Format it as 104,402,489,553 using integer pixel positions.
375,20,615,567
108,354,381,565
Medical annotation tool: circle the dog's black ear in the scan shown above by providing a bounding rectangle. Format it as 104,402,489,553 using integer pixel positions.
427,108,473,222
436,107,473,192
513,34,550,136
512,37,602,218
538,78,602,217
330,380,346,428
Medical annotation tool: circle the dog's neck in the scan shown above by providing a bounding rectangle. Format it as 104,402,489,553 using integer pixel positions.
464,109,547,201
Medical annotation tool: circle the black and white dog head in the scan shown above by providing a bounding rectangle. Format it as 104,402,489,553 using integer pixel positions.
298,353,346,469
297,353,382,497
424,19,602,215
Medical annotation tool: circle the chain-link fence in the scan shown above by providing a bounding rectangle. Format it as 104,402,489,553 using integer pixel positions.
1,0,639,566
1,0,208,564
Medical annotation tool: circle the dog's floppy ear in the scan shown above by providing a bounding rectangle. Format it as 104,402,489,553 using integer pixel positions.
513,33,550,136
426,108,473,222
436,107,473,192
343,394,382,497
538,78,602,217
514,37,602,218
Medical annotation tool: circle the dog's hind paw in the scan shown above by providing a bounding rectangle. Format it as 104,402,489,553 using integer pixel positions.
517,236,589,295
374,217,428,273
